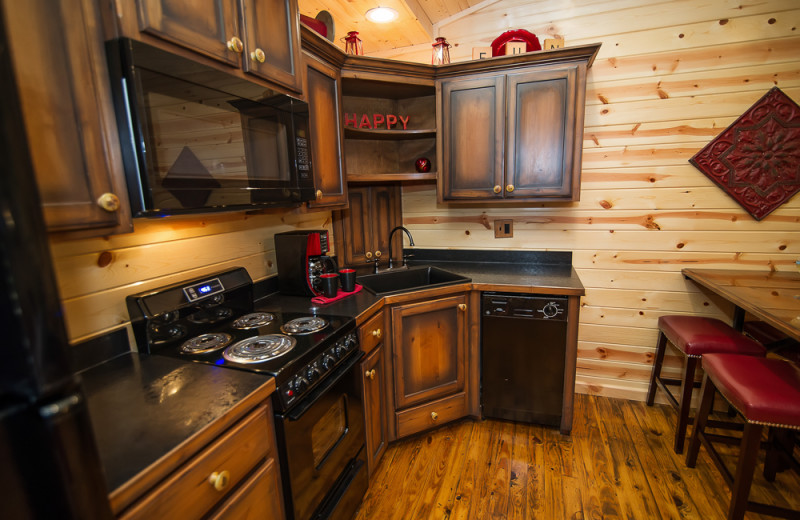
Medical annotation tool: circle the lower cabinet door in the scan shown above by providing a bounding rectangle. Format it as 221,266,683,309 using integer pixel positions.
209,457,284,520
360,344,387,476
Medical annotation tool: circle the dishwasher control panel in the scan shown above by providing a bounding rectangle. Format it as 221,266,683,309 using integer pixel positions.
482,292,568,321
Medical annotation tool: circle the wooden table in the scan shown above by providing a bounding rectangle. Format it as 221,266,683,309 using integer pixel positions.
681,268,800,342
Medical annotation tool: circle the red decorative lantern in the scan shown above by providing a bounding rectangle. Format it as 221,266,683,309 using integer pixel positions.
432,37,450,65
344,31,363,55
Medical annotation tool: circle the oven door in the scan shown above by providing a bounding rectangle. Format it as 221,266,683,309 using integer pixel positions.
274,351,367,520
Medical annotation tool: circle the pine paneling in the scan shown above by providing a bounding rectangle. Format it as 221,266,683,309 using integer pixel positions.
389,0,800,401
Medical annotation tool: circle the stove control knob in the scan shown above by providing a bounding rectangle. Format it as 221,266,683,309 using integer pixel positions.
306,367,320,384
345,334,358,350
294,377,308,394
334,344,347,359
542,303,560,319
321,355,335,370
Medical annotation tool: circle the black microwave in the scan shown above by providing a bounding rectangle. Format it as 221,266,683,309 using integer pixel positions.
106,38,315,217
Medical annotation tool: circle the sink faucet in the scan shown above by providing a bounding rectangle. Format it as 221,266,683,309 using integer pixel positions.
388,226,415,269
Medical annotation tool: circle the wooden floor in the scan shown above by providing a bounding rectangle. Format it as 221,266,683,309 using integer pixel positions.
354,394,800,519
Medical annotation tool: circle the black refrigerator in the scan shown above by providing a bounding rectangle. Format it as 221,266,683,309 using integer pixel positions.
0,8,112,519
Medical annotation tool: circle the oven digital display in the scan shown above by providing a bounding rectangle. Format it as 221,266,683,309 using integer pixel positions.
183,278,224,302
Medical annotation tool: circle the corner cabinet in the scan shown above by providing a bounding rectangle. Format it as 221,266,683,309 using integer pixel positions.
437,44,600,202
119,0,302,93
389,292,471,439
303,52,347,208
3,0,132,236
333,184,401,270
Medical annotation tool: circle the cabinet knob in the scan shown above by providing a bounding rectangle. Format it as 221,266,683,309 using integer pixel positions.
250,48,266,63
365,251,373,259
96,193,120,212
458,303,467,311
506,184,515,193
208,470,230,492
315,189,323,199
374,250,382,258
493,185,502,194
365,369,376,380
372,328,382,339
227,36,243,53
431,411,439,421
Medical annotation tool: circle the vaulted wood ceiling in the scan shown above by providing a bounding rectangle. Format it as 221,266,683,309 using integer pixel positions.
298,0,485,55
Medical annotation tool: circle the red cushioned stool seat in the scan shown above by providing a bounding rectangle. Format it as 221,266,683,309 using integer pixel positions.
646,315,765,454
686,354,800,520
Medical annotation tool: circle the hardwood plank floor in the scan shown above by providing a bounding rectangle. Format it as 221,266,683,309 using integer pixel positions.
354,394,800,519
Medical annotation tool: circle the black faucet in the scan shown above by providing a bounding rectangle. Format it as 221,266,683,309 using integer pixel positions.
387,226,415,269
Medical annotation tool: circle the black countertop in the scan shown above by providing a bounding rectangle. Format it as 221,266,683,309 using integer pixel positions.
80,352,272,493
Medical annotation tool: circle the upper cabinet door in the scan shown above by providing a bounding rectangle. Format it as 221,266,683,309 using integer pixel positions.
137,0,242,66
506,66,578,199
3,0,131,235
241,0,301,92
439,75,505,200
304,54,347,208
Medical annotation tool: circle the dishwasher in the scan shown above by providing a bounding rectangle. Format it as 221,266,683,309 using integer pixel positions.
481,292,569,427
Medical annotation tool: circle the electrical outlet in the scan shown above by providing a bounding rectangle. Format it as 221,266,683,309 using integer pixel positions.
494,219,513,238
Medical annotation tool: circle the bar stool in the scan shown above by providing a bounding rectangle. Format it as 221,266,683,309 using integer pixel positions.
686,354,800,520
646,315,766,453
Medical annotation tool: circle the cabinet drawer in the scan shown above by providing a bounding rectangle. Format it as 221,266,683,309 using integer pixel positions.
395,392,467,438
208,457,283,520
359,311,384,355
121,404,273,520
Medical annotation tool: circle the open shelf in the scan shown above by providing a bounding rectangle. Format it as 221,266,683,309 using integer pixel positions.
344,127,437,140
346,172,437,182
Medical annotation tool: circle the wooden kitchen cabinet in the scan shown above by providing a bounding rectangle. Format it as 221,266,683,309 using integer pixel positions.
389,293,469,437
333,184,401,270
117,402,284,520
2,0,132,235
358,310,388,477
303,52,347,208
124,0,302,92
438,44,600,202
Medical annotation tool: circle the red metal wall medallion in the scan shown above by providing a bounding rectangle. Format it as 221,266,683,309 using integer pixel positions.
689,87,800,220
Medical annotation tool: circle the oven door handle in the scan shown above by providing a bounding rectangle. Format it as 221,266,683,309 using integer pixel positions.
286,350,364,422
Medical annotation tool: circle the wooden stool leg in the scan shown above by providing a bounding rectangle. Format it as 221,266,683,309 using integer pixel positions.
675,356,699,454
728,422,763,520
686,374,715,468
646,331,668,406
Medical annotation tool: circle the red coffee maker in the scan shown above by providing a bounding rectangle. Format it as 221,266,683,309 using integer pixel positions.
275,230,337,296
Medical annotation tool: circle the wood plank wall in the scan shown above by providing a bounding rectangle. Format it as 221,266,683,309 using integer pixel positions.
381,0,800,401
49,208,333,344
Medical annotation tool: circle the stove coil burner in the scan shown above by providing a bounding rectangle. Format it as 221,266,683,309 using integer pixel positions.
180,332,233,354
222,335,297,364
281,316,329,335
232,312,276,329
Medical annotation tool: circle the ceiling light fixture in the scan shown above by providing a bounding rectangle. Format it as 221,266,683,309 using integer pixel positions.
365,7,398,23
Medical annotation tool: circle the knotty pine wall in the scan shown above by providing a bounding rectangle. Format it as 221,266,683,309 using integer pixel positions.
381,0,800,401
49,209,333,344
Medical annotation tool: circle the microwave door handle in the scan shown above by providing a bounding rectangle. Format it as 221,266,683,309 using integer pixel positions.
286,350,363,422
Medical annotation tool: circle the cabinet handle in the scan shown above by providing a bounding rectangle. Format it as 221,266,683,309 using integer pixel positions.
96,193,120,212
365,369,376,380
458,303,467,311
372,328,382,339
315,189,323,199
250,48,266,63
208,470,230,492
431,412,439,421
493,185,502,194
365,251,373,259
506,184,515,193
374,250,382,258
227,36,243,53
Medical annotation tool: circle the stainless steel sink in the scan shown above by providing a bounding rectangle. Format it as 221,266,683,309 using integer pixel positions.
357,266,471,296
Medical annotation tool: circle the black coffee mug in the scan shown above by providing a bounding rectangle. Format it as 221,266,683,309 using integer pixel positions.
320,273,339,298
339,269,356,292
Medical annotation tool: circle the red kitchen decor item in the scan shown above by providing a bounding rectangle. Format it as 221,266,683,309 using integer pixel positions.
491,29,541,57
415,157,431,173
311,284,363,305
689,87,800,220
344,31,363,55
